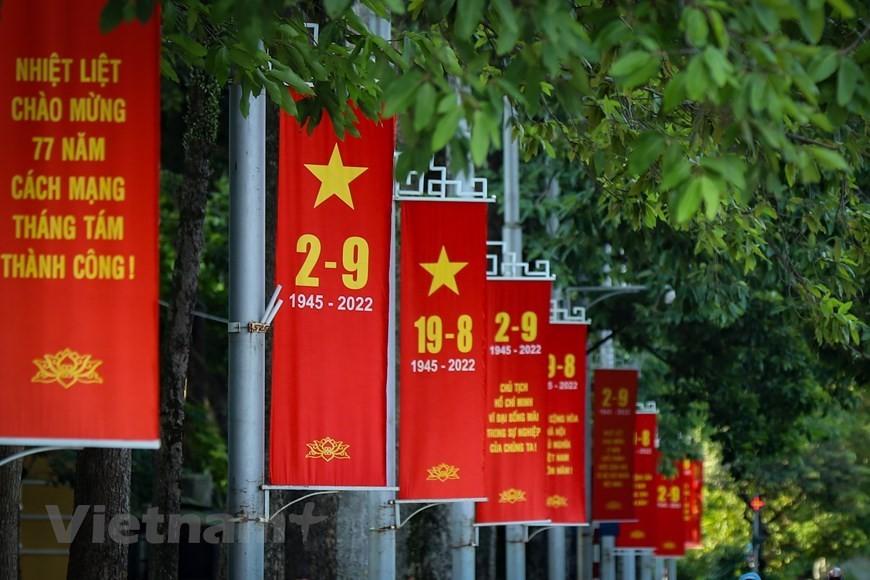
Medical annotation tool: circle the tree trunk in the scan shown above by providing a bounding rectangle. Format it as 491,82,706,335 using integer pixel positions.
0,445,24,580
284,493,339,580
66,448,131,579
148,67,221,580
400,504,450,579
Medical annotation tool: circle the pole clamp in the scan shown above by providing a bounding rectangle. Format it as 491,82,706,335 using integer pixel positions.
227,321,271,334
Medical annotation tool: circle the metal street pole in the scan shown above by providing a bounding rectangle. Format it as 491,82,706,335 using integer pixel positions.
502,97,526,580
601,534,616,580
545,173,568,580
506,525,526,580
547,527,565,579
654,556,664,579
622,549,636,580
227,82,266,579
752,506,761,572
354,6,397,578
639,552,653,580
449,502,476,580
449,155,478,580
666,557,677,580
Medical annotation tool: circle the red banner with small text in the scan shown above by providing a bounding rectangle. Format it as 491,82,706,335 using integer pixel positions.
398,200,488,500
477,278,550,523
685,459,703,548
0,0,160,446
654,460,686,557
545,321,588,523
616,411,658,548
592,369,638,521
271,104,395,486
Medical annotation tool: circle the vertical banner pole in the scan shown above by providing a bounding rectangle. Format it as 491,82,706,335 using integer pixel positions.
502,95,526,580
654,556,665,579
622,549,636,579
548,528,565,579
228,83,267,579
506,525,526,580
667,557,677,580
359,6,396,578
546,177,567,580
449,167,486,580
450,502,476,580
640,552,653,580
367,196,397,578
601,534,616,580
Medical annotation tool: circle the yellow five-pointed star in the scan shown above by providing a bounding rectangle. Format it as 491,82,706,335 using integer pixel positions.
420,246,468,296
304,144,368,209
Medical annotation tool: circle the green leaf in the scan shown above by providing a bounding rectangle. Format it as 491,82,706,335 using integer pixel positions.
387,0,407,12
611,50,654,77
708,10,729,50
413,83,437,132
168,33,208,58
470,111,490,165
684,8,709,47
700,156,747,192
836,57,860,106
100,0,125,33
798,5,825,44
785,163,797,187
455,0,485,38
215,47,231,87
703,46,731,88
383,71,422,117
324,0,353,19
160,55,180,83
660,146,692,190
754,4,780,34
268,66,314,96
594,20,630,52
136,0,155,23
610,50,660,90
806,146,850,171
699,175,720,219
663,73,687,112
749,74,767,113
676,178,704,223
628,131,666,175
808,112,834,132
685,56,709,101
432,106,463,152
493,0,520,55
807,50,839,82
827,0,856,18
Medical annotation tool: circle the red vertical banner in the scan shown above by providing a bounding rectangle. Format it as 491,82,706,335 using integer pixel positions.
398,200,488,499
271,105,395,486
545,321,588,523
477,278,551,524
0,1,160,446
685,459,704,548
653,461,686,557
616,411,658,548
592,369,638,521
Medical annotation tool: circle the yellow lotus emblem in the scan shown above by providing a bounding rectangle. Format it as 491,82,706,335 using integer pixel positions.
32,348,103,389
426,463,460,482
305,437,350,462
546,495,569,508
630,530,645,539
498,488,527,504
605,500,622,510
663,541,676,549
